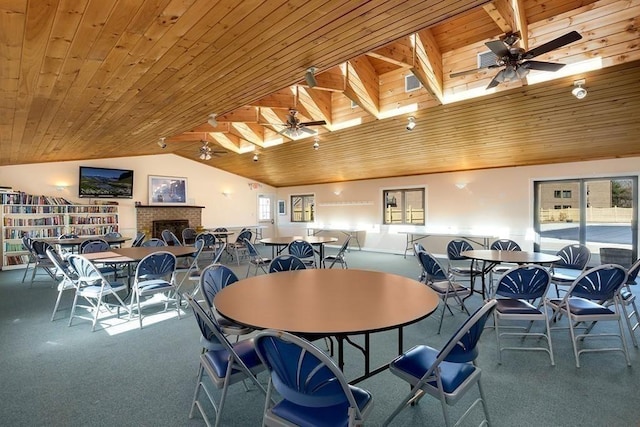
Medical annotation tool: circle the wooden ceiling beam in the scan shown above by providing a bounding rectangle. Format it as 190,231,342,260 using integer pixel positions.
366,37,413,67
209,132,255,154
217,106,260,123
308,66,346,92
411,29,444,105
344,56,379,118
231,122,265,146
297,86,333,128
513,0,528,51
482,0,515,34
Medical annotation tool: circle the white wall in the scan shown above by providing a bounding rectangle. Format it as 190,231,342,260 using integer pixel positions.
0,154,275,239
2,155,638,254
275,157,640,254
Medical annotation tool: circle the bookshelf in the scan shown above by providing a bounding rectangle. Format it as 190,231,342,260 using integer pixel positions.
1,191,120,269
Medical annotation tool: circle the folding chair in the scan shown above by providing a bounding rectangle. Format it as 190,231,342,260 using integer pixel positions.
186,296,267,427
384,300,497,427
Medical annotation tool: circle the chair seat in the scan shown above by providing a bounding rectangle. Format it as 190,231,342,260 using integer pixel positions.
449,266,480,275
203,338,262,379
549,297,615,315
429,280,470,296
137,279,174,295
270,385,372,427
77,282,127,297
250,257,271,265
217,317,253,335
390,345,476,394
496,299,541,315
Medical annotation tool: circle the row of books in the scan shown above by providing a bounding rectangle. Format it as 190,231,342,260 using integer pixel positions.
1,192,71,206
68,216,118,225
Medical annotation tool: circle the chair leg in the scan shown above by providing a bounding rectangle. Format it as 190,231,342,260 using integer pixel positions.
51,288,65,322
477,379,492,426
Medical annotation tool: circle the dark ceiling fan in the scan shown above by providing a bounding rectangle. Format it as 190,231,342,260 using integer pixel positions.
199,140,226,160
450,30,582,89
272,108,326,137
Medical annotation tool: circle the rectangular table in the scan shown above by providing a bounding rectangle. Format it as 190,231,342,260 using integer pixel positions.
397,227,499,258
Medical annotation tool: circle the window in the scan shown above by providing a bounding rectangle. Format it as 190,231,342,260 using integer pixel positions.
258,195,271,221
291,194,314,222
383,188,425,225
534,177,638,260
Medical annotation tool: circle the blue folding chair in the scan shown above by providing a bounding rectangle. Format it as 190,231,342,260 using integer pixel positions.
384,299,497,427
268,254,306,273
255,330,373,427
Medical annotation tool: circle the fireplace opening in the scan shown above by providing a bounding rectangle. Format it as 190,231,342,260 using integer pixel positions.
152,219,189,243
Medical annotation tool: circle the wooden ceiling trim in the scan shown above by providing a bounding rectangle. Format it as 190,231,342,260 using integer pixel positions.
412,29,444,104
344,57,380,118
482,0,515,33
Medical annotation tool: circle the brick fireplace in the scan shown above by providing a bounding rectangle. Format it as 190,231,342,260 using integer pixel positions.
135,205,204,240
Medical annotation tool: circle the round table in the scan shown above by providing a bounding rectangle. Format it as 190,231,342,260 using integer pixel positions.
461,250,561,298
214,269,438,383
259,235,339,262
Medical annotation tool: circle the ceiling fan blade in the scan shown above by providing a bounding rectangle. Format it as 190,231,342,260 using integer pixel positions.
523,31,582,59
450,64,499,78
522,60,566,72
300,120,326,126
485,40,510,57
299,127,317,135
486,71,503,89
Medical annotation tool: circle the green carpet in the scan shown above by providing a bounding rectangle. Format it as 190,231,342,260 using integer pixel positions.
1,247,638,426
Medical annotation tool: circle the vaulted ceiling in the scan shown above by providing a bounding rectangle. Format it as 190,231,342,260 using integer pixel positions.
1,0,639,187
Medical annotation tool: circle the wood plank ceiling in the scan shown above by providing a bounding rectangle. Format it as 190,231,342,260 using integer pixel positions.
1,0,639,187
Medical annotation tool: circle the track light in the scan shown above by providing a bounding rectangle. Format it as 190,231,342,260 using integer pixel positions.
406,116,416,131
208,113,218,127
253,153,259,162
313,137,319,150
305,67,317,88
572,79,587,99
157,137,167,149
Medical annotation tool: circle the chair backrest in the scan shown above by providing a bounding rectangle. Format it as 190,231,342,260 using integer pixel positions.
627,258,640,285
417,251,448,282
161,229,182,246
22,235,34,253
67,254,107,285
269,255,307,273
235,229,252,244
255,330,364,410
141,238,166,247
187,295,230,351
566,264,627,301
132,231,146,247
335,235,352,256
288,240,314,259
490,239,521,251
413,242,425,256
437,299,497,364
184,239,205,269
200,264,239,310
447,239,473,261
46,248,76,281
195,232,217,249
211,242,226,265
182,227,197,245
134,251,177,281
494,265,550,300
80,239,110,254
554,244,591,270
32,240,54,257
104,231,122,239
243,238,264,258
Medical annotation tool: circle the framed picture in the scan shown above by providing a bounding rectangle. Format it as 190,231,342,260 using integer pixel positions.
148,175,188,205
277,199,286,215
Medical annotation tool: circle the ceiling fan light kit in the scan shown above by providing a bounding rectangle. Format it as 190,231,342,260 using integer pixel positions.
450,30,582,89
572,79,587,99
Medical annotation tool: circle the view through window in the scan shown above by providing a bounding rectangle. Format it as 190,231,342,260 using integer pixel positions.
383,188,425,225
534,177,637,261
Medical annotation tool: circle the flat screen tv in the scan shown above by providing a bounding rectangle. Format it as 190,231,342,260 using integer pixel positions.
78,166,134,199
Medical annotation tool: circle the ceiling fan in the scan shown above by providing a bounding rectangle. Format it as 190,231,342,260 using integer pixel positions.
199,140,226,160
450,30,582,89
272,108,326,138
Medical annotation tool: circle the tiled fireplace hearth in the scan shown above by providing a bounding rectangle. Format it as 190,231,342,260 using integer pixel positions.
136,205,204,239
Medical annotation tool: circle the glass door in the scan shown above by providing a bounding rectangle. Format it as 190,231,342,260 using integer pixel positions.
534,177,637,262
